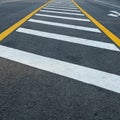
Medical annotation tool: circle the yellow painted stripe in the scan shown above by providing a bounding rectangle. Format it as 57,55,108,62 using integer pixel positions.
0,0,51,41
72,0,120,47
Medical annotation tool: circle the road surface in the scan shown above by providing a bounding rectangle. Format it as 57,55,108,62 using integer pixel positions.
0,0,120,119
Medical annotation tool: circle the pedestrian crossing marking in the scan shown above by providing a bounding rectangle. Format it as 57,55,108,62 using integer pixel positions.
28,19,101,33
40,10,85,16
0,45,120,93
35,13,90,22
0,0,120,95
43,8,80,12
45,6,78,10
16,27,119,51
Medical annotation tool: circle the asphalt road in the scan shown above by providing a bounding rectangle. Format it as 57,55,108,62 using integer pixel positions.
75,0,120,37
0,0,47,32
0,0,120,120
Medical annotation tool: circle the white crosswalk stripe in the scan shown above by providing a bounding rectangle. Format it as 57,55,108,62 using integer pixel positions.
28,19,101,33
17,27,119,51
40,10,85,16
45,6,78,10
0,45,120,93
47,4,76,7
43,7,80,12
35,13,90,22
1,0,120,94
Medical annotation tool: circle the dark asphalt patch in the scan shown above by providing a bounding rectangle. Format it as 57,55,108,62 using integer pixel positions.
0,58,120,120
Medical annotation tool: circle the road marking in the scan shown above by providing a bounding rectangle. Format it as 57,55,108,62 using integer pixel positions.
0,45,120,93
108,11,120,18
72,0,120,47
0,0,20,4
95,0,120,9
16,27,119,51
28,19,101,33
47,5,75,7
48,4,75,6
110,11,120,16
40,10,84,16
45,6,78,10
43,7,80,12
49,3,75,7
35,13,90,22
47,4,75,7
108,13,119,18
0,0,51,41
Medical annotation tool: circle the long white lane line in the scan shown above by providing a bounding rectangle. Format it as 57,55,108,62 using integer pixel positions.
16,27,119,51
45,6,78,10
40,10,84,16
35,13,90,22
28,19,101,33
43,8,80,12
0,45,120,93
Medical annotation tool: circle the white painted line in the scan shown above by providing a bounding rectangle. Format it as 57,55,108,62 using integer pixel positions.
48,5,75,8
96,0,120,8
108,10,120,18
43,8,80,12
47,4,75,7
108,13,118,18
110,10,120,16
0,45,120,93
28,19,101,33
47,5,75,7
47,3,74,5
45,6,78,10
48,2,74,6
51,2,62,3
35,13,90,22
17,27,119,51
0,0,20,4
40,10,84,16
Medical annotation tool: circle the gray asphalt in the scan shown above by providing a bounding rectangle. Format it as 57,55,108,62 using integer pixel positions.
0,0,47,32
75,0,120,38
0,0,120,120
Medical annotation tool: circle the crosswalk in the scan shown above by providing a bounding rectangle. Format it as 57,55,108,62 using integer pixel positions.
35,13,90,21
1,0,120,94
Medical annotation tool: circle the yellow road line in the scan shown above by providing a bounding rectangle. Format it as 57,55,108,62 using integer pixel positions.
72,0,120,47
0,0,51,41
